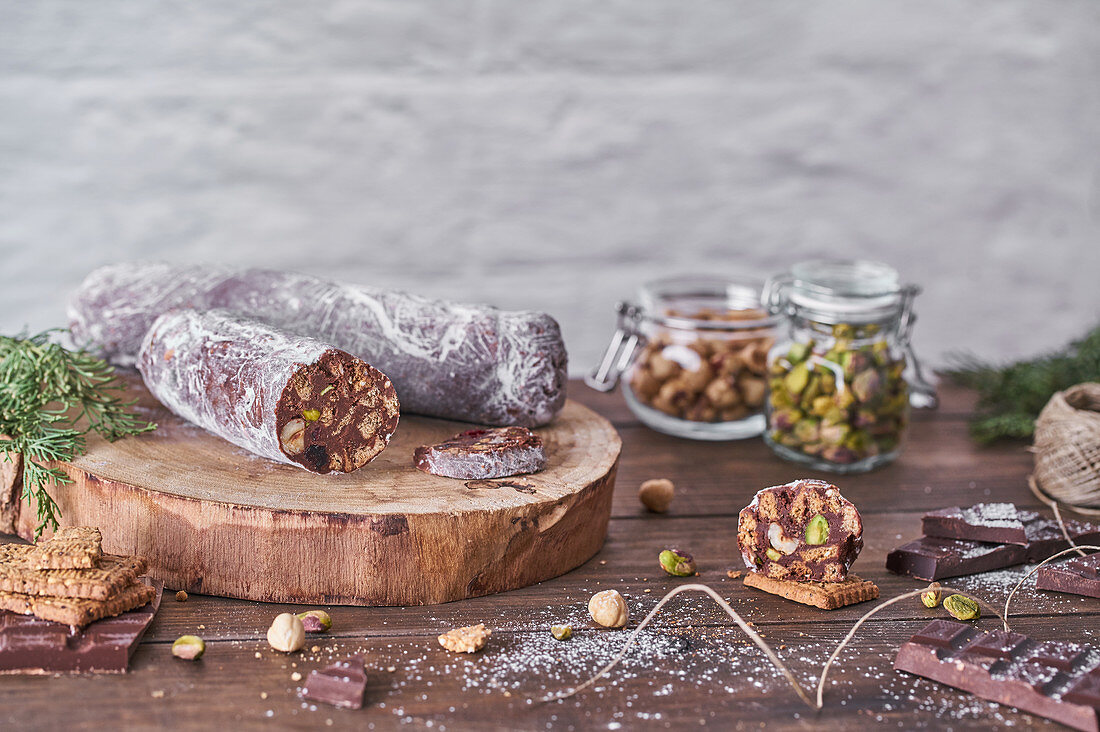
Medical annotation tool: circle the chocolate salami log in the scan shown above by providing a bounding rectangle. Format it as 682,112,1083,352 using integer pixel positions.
138,309,400,474
70,263,567,427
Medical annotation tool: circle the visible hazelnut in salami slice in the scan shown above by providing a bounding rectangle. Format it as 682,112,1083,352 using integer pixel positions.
737,479,864,582
413,427,547,480
138,309,400,474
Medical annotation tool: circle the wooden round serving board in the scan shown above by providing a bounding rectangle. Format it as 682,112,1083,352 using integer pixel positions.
0,377,621,606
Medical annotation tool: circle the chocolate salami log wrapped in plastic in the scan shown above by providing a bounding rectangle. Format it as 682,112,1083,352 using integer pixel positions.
70,263,567,427
138,309,400,474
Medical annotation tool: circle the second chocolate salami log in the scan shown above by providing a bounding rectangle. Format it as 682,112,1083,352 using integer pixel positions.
70,263,567,427
138,309,400,474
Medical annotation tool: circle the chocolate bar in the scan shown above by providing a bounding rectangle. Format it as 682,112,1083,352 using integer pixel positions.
922,503,1028,545
887,510,1100,581
300,657,368,709
1036,554,1100,599
895,620,1100,732
0,580,163,674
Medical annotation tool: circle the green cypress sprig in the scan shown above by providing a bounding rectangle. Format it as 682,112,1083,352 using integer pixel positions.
946,324,1100,443
0,329,155,538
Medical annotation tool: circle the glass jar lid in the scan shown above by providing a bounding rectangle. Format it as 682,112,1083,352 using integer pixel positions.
765,259,919,326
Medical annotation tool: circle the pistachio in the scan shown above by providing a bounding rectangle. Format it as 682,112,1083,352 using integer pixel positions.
550,625,573,641
638,478,675,513
658,548,697,577
296,609,332,633
783,362,810,395
921,583,943,608
804,514,829,545
267,613,306,653
588,590,629,628
172,635,205,661
943,593,980,621
301,408,321,422
765,548,782,561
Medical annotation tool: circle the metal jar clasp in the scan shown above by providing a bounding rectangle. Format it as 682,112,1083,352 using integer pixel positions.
585,302,642,392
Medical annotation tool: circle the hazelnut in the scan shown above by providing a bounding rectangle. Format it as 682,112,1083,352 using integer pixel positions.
589,590,629,628
738,375,767,408
704,378,741,409
648,353,681,381
267,613,306,653
629,368,661,399
279,419,306,455
638,478,675,513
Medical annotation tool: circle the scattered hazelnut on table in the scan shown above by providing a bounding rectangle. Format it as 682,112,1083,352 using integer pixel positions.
589,590,629,628
267,613,306,653
171,635,205,660
438,624,491,653
175,590,188,602
638,478,675,513
296,609,332,633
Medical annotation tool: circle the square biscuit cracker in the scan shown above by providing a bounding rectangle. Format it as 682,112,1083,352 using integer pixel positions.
0,544,146,600
0,580,156,628
25,527,102,569
743,572,879,610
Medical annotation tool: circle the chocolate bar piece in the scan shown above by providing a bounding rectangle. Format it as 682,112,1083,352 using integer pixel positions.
742,572,878,610
414,427,547,480
0,580,163,674
887,511,1100,581
895,619,1100,732
70,263,567,427
0,544,145,600
922,503,1028,545
300,658,368,709
24,527,102,569
738,479,864,583
139,309,400,474
1036,554,1100,599
885,536,1027,581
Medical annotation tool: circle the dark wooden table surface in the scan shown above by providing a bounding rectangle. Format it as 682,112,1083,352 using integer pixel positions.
4,381,1098,731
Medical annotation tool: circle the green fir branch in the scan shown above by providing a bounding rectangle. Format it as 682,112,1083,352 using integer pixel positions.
946,324,1100,444
0,329,156,538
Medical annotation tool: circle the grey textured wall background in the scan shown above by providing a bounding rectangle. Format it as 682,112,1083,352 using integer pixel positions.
2,1,1098,376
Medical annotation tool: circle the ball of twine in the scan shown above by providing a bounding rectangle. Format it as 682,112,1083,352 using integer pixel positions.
1032,382,1100,512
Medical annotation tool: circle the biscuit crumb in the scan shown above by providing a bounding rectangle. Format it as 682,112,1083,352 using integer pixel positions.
151,690,164,699
438,624,491,653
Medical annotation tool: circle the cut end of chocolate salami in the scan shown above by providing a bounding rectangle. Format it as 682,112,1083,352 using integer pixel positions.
738,479,864,583
413,427,547,480
276,350,401,474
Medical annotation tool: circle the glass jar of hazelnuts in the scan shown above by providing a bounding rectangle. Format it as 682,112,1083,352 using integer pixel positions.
587,276,780,440
761,259,937,473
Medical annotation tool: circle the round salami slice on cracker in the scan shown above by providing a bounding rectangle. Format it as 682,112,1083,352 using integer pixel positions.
414,427,547,480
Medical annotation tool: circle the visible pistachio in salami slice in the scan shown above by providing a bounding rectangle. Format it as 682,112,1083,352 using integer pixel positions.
138,309,400,474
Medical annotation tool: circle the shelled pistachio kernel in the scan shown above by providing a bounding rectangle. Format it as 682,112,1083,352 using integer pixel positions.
550,625,573,641
765,548,782,562
921,583,943,608
804,514,829,545
172,635,205,660
658,548,697,577
296,609,332,633
302,409,321,422
943,594,980,621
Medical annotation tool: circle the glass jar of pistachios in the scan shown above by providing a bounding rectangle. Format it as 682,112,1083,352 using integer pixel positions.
587,276,780,440
761,260,935,473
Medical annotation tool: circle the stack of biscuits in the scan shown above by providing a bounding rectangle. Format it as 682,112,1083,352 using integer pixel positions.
0,527,155,627
737,479,879,610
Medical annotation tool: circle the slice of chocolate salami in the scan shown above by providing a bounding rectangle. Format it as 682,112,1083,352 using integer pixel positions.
69,263,567,427
414,427,547,480
138,309,400,474
738,479,864,583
